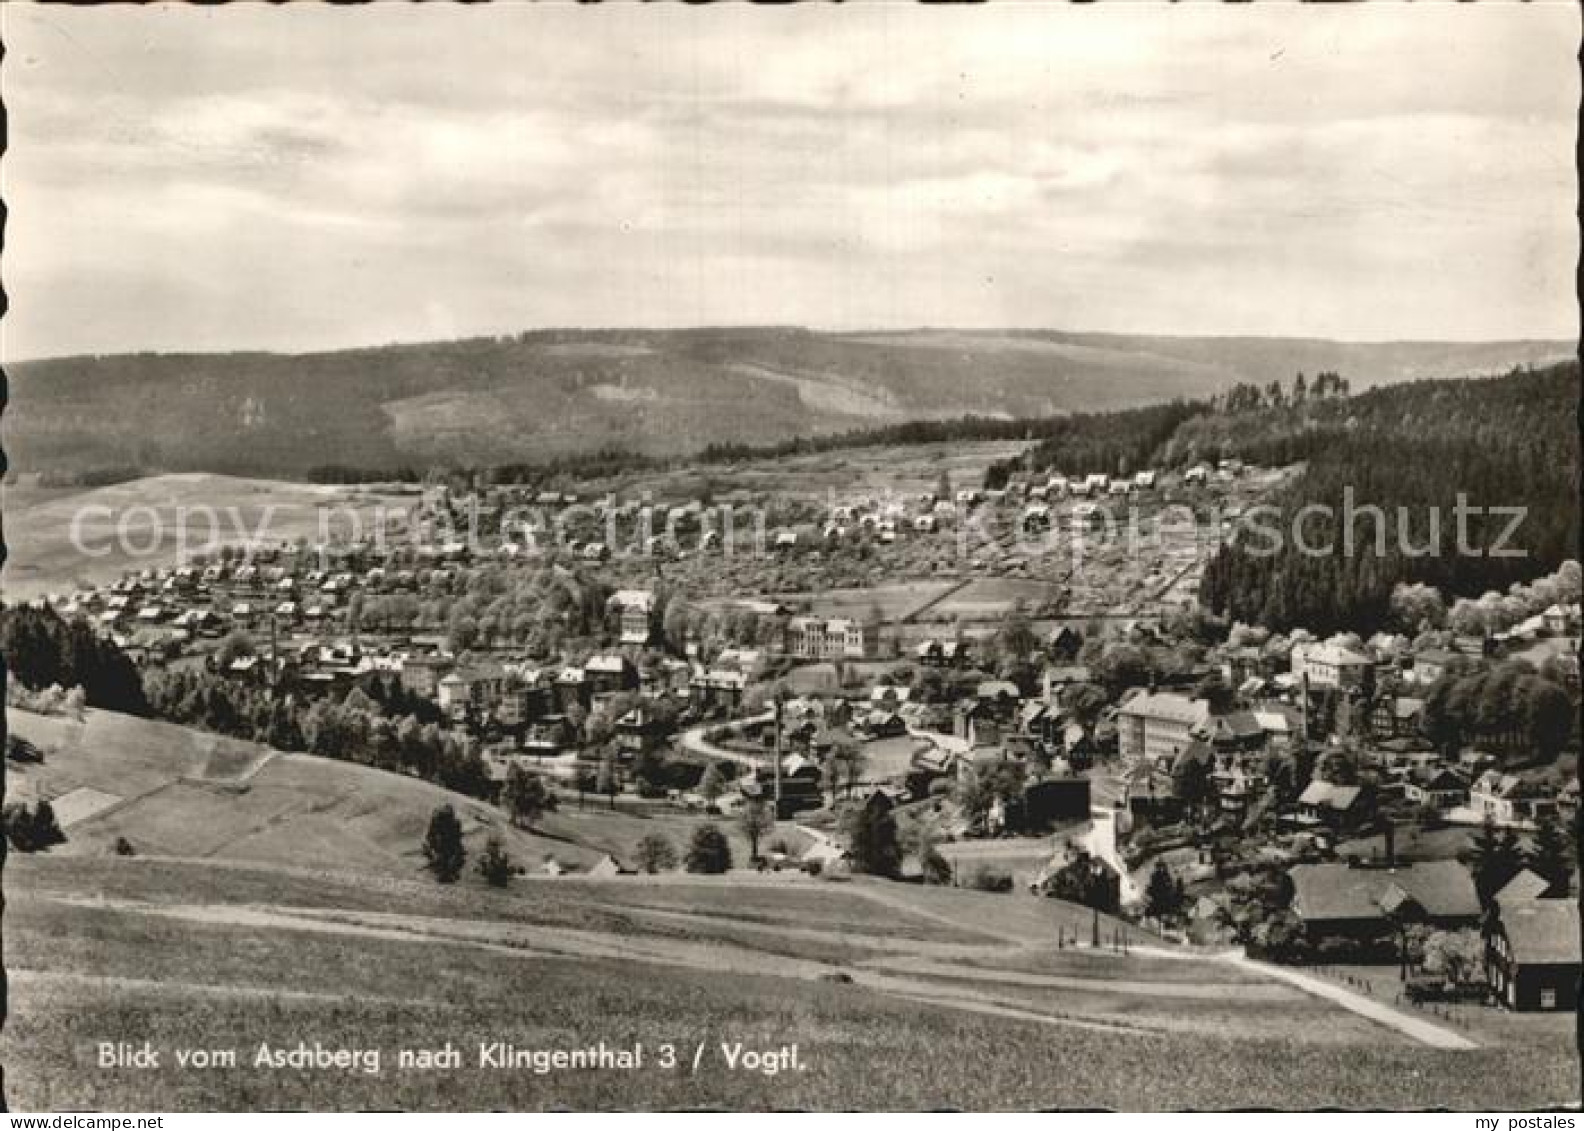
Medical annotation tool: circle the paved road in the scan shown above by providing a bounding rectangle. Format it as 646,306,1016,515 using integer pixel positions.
676,712,774,768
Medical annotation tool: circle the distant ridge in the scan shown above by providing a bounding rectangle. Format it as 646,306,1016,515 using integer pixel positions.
8,327,1571,480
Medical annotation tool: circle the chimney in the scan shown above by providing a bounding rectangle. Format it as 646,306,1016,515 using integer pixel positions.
1383,820,1396,870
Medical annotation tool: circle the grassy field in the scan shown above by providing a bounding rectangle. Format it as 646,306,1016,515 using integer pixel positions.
8,707,836,877
769,581,959,624
6,855,1578,1111
7,708,594,875
925,577,1069,622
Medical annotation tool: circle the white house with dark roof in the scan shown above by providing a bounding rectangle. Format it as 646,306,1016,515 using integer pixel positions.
1469,771,1557,827
1290,641,1373,691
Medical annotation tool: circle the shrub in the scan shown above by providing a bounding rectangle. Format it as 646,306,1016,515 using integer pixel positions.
6,735,44,763
477,835,513,888
635,833,678,874
113,836,136,857
3,800,66,853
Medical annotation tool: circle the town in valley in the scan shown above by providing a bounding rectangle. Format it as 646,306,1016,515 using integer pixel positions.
2,1,1577,1113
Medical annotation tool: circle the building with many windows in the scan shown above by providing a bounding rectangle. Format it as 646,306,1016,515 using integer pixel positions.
607,589,657,646
1116,692,1210,766
783,617,872,660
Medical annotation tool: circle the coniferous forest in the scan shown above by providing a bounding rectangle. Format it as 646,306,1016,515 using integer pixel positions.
1199,362,1579,633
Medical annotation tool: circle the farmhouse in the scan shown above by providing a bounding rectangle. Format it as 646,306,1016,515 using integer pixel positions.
586,854,630,879
954,699,1001,748
1400,767,1468,812
862,709,907,739
1485,898,1580,1012
1048,625,1083,660
585,653,639,697
1294,780,1372,829
615,708,661,754
1289,860,1481,943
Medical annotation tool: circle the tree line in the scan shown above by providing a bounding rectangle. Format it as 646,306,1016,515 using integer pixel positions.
143,669,495,800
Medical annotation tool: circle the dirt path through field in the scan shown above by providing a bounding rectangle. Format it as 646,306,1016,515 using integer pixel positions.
1220,954,1479,1050
31,893,1246,1038
837,880,1038,947
896,577,975,623
8,967,455,1010
857,954,1303,1001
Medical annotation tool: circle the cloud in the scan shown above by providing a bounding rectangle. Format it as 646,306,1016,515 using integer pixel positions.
1,3,1576,358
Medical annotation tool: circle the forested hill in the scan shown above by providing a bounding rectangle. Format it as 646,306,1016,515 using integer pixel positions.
1197,361,1579,635
7,327,1569,481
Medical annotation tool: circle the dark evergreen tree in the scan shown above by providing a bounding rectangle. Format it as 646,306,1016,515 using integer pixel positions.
423,804,467,883
1144,861,1184,921
1528,809,1573,892
846,799,902,878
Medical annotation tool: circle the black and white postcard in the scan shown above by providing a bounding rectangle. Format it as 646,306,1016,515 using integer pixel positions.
0,2,1578,1114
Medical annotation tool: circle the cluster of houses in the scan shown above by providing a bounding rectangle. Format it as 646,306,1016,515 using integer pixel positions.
1109,621,1583,834
769,460,1243,553
1286,845,1579,1012
55,549,448,658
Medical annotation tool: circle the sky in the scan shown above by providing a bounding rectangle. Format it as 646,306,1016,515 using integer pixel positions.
2,3,1578,360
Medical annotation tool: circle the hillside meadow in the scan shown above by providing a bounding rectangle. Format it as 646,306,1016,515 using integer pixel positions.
5,855,1577,1111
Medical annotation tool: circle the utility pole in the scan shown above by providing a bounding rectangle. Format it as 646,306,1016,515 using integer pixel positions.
268,610,280,705
772,690,783,816
1299,670,1310,754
